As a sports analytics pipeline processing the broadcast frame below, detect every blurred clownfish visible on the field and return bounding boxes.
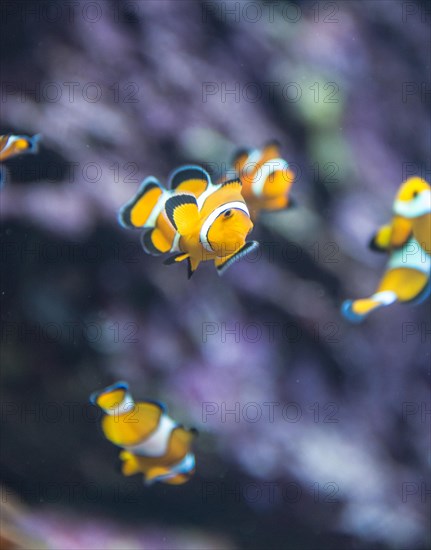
[222,141,295,221]
[0,134,40,162]
[0,134,41,187]
[90,381,197,485]
[119,165,259,277]
[342,177,431,322]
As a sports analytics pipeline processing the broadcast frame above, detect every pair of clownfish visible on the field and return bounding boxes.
[342,176,430,322]
[90,381,196,485]
[0,134,40,186]
[119,142,295,278]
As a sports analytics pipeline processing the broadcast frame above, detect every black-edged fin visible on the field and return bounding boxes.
[216,241,259,275]
[187,258,194,279]
[89,380,129,406]
[141,228,169,256]
[145,398,168,413]
[264,139,281,149]
[163,253,189,265]
[119,177,164,229]
[220,177,242,190]
[168,165,211,194]
[28,133,41,152]
[165,194,199,234]
[231,147,250,165]
[368,235,387,253]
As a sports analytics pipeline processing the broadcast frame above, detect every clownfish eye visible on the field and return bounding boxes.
[223,209,233,218]
[412,191,419,199]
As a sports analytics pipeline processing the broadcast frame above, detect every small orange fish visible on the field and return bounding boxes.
[119,166,259,277]
[90,381,197,485]
[0,134,40,162]
[342,177,431,322]
[225,141,295,220]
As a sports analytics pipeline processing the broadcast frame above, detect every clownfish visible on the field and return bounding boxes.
[223,141,295,220]
[0,134,40,162]
[0,134,41,187]
[119,165,259,277]
[90,381,197,485]
[342,177,431,322]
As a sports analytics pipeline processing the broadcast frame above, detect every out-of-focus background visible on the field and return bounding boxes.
[1,1,430,549]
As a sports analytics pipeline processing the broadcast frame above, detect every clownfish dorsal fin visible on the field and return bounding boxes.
[220,177,242,193]
[141,228,171,256]
[215,241,259,275]
[263,139,281,153]
[119,177,165,229]
[168,165,211,195]
[165,194,199,235]
[231,147,250,166]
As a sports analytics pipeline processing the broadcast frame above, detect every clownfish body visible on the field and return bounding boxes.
[90,381,197,485]
[223,141,295,220]
[0,134,40,162]
[119,166,259,277]
[342,177,431,322]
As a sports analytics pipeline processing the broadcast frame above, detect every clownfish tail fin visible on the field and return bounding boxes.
[28,133,41,152]
[119,177,165,229]
[341,291,398,323]
[165,194,199,235]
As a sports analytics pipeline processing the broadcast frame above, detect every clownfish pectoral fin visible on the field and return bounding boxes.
[165,194,199,235]
[119,450,141,477]
[119,177,165,229]
[215,241,259,275]
[168,165,211,196]
[141,228,171,256]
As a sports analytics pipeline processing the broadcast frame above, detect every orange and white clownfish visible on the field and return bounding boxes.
[342,177,431,322]
[90,381,197,485]
[0,134,40,162]
[222,141,295,221]
[119,165,259,278]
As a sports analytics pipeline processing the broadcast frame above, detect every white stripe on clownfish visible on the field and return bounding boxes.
[199,201,250,253]
[144,188,173,228]
[394,189,431,219]
[251,158,290,197]
[242,149,262,174]
[196,183,222,210]
[125,414,178,458]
